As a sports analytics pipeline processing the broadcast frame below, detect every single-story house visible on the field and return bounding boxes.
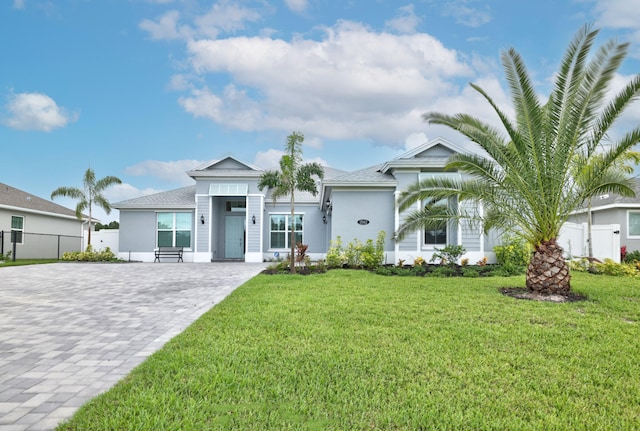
[0,183,85,259]
[113,137,499,264]
[568,178,640,253]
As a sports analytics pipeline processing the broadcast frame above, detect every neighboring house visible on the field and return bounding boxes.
[568,178,640,253]
[113,137,499,263]
[0,183,85,259]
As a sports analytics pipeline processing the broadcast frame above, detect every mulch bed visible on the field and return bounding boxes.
[500,287,588,303]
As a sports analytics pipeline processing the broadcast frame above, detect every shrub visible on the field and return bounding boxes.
[61,246,117,262]
[326,231,386,269]
[623,249,640,264]
[492,263,526,277]
[326,237,344,268]
[413,256,425,267]
[462,267,480,277]
[594,259,639,277]
[429,266,456,277]
[430,245,466,266]
[494,234,531,267]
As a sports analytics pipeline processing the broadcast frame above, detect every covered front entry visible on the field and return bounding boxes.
[224,215,245,259]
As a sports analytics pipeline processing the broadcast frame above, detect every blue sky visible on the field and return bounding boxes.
[2,0,640,223]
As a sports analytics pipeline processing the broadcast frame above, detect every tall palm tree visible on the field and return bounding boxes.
[51,168,122,248]
[258,131,324,274]
[395,25,640,294]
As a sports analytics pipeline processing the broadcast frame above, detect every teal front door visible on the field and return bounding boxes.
[225,216,245,259]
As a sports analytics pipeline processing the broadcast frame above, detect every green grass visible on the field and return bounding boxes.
[58,271,640,430]
[0,258,58,267]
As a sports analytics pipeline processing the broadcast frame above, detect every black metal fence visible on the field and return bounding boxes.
[0,230,83,261]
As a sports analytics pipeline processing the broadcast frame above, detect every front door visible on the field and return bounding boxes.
[225,215,245,259]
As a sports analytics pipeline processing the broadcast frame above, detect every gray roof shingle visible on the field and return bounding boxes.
[112,186,196,209]
[587,178,640,210]
[0,183,79,218]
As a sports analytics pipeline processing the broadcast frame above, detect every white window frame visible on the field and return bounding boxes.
[11,215,24,244]
[628,210,640,239]
[156,212,193,249]
[268,213,303,250]
[418,173,461,250]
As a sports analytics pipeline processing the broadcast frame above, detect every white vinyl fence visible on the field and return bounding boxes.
[559,222,620,263]
[83,229,119,253]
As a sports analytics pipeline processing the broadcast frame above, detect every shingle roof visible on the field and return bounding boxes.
[112,186,196,209]
[113,167,352,208]
[0,183,80,218]
[325,164,396,184]
[586,178,640,210]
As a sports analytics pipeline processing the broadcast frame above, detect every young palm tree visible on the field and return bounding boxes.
[396,25,640,294]
[258,132,324,274]
[51,168,122,248]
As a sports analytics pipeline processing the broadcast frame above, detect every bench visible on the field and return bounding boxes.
[154,246,184,262]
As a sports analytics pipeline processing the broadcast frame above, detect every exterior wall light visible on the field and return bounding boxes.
[252,215,256,224]
[200,215,205,225]
[322,215,327,224]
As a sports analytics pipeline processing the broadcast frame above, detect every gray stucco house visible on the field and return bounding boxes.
[0,183,85,259]
[113,137,498,263]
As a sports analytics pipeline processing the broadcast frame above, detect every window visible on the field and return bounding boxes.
[157,212,192,248]
[422,198,450,248]
[270,214,303,249]
[629,211,640,238]
[226,200,246,212]
[11,215,24,244]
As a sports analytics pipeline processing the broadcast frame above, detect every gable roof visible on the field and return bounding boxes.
[380,137,469,173]
[112,186,196,209]
[0,183,81,220]
[187,156,263,179]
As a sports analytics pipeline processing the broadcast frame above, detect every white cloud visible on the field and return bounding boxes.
[3,92,77,131]
[139,3,261,41]
[285,0,308,13]
[194,2,261,39]
[254,149,284,169]
[139,10,192,40]
[441,1,491,28]
[385,4,421,34]
[124,159,204,185]
[404,132,429,151]
[592,0,640,29]
[13,0,25,10]
[590,0,640,57]
[180,20,474,147]
[253,148,327,170]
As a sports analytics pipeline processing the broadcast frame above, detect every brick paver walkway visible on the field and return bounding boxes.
[0,262,265,431]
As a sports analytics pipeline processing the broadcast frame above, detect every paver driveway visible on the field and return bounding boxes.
[0,262,266,431]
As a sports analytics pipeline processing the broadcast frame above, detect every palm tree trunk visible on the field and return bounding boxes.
[290,194,296,274]
[526,239,571,294]
[587,200,593,258]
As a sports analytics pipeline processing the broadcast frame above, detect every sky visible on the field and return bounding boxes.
[2,0,640,224]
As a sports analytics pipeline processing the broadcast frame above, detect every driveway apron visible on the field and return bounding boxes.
[0,262,266,431]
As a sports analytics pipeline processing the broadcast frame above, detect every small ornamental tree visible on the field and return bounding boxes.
[51,168,122,247]
[258,132,324,274]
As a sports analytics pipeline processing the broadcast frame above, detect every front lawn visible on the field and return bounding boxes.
[0,259,58,267]
[58,271,640,430]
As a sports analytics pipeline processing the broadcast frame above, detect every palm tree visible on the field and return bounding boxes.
[395,25,640,294]
[51,168,122,248]
[258,132,324,274]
